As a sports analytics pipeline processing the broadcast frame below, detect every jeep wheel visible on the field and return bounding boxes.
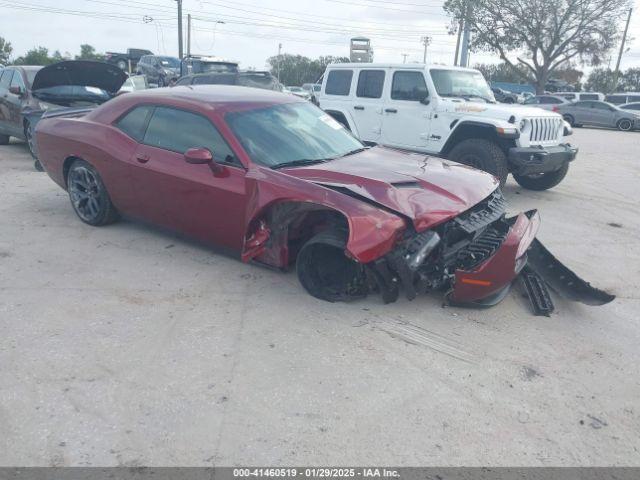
[513,162,569,191]
[297,230,367,302]
[447,138,509,188]
[617,118,633,131]
[116,59,128,71]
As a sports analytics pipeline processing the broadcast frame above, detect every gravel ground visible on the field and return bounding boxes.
[0,127,639,466]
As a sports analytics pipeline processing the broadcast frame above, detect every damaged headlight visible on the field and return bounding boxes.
[405,231,441,270]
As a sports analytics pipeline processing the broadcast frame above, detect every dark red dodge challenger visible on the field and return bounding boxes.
[35,86,613,314]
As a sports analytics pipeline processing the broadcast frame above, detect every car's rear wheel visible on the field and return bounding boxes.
[562,114,575,126]
[296,230,368,302]
[513,162,569,191]
[0,133,9,145]
[617,118,633,131]
[157,76,165,87]
[24,121,38,158]
[67,159,119,226]
[447,138,509,188]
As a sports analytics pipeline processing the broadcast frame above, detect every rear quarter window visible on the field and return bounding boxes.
[115,105,153,141]
[325,70,353,96]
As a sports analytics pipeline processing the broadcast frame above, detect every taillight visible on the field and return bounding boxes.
[552,106,559,112]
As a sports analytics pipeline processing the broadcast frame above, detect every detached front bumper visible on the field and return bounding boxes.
[508,144,577,176]
[449,210,540,305]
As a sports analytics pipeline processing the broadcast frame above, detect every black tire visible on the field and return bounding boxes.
[504,98,515,104]
[117,59,128,71]
[24,121,38,160]
[0,133,9,145]
[447,138,509,188]
[617,118,633,132]
[34,160,44,172]
[66,159,119,226]
[562,114,575,127]
[157,76,165,87]
[513,162,570,191]
[296,230,367,302]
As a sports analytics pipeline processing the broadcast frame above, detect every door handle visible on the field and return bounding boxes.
[136,154,150,164]
[385,108,398,113]
[354,105,365,110]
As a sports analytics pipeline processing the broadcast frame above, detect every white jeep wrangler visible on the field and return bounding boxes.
[318,63,577,190]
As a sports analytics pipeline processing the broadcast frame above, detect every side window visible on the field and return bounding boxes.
[629,96,640,102]
[524,97,539,105]
[10,72,25,90]
[574,101,590,108]
[175,77,192,86]
[581,94,599,100]
[356,70,385,99]
[116,105,153,141]
[0,70,13,89]
[325,70,353,96]
[143,106,237,164]
[391,71,428,101]
[593,102,612,111]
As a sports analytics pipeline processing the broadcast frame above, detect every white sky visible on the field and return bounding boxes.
[2,0,640,73]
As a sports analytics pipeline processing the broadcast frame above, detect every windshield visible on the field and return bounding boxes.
[158,57,180,68]
[225,102,364,168]
[200,62,238,74]
[431,69,494,102]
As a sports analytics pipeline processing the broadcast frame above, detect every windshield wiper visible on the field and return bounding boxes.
[338,147,367,158]
[270,158,330,170]
[440,93,495,104]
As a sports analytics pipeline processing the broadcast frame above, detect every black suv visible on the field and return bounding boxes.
[136,55,180,87]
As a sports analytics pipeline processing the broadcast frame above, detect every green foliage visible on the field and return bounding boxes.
[76,44,105,61]
[444,0,632,93]
[266,54,350,86]
[13,47,57,66]
[0,36,12,65]
[585,68,640,92]
[474,63,531,83]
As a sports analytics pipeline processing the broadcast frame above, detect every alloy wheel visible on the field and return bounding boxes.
[69,166,103,222]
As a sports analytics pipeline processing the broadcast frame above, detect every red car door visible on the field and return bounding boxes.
[129,105,248,251]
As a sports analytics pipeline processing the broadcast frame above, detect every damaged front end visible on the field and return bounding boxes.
[363,189,614,314]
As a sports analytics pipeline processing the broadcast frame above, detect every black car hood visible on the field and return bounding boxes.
[31,60,128,94]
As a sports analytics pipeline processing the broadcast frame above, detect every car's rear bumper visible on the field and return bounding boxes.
[508,144,577,176]
[449,210,540,305]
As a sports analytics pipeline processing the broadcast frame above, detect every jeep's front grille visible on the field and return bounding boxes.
[528,117,563,144]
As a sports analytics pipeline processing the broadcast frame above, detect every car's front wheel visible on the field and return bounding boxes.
[447,138,509,188]
[296,230,368,302]
[67,159,119,226]
[513,162,569,191]
[617,118,633,131]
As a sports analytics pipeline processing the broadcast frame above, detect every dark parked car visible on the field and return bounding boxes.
[0,61,127,169]
[491,87,521,104]
[136,55,180,87]
[174,71,279,90]
[557,100,640,131]
[105,48,153,72]
[34,86,612,313]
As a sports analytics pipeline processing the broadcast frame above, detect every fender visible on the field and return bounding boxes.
[241,165,405,268]
[441,118,518,155]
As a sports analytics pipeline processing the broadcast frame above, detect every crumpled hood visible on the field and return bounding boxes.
[31,60,128,94]
[282,147,499,232]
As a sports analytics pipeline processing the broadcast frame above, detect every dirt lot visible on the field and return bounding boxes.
[0,128,639,466]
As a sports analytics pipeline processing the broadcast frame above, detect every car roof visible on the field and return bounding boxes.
[324,62,479,73]
[123,84,300,105]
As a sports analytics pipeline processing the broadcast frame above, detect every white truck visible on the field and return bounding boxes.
[318,63,577,190]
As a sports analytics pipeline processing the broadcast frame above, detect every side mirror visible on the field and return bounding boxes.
[9,85,23,96]
[420,97,430,105]
[184,147,213,164]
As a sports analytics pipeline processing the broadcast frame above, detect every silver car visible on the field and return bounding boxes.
[523,94,570,112]
[557,100,640,131]
[620,102,640,112]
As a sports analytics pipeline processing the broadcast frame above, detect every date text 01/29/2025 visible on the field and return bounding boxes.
[233,468,400,478]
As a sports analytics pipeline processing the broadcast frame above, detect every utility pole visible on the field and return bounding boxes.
[613,7,633,91]
[401,53,408,63]
[175,0,183,59]
[277,43,282,83]
[453,17,463,66]
[421,36,431,64]
[187,14,191,57]
[459,2,472,67]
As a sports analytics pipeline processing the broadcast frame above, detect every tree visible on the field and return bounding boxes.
[266,54,349,86]
[0,36,12,65]
[76,44,104,61]
[444,0,632,93]
[586,67,640,92]
[13,47,56,65]
[474,62,531,83]
[620,68,640,91]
